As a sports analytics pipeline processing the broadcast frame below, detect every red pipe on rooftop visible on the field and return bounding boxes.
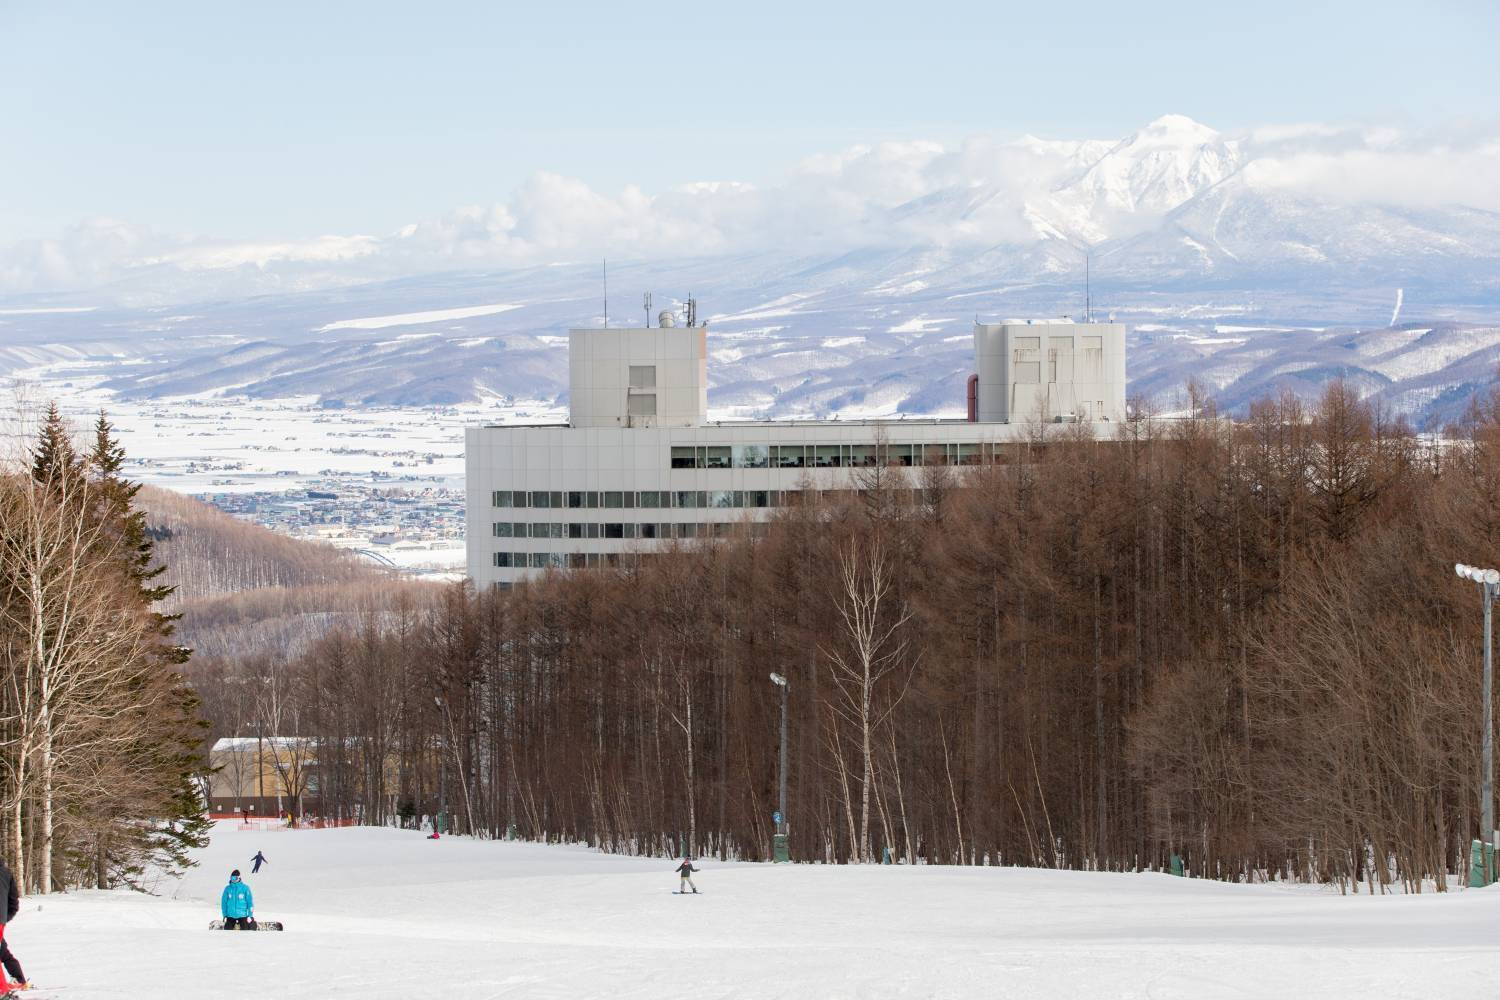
[966,373,978,422]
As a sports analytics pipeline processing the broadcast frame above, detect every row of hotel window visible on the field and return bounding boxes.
[494,520,774,540]
[491,487,939,512]
[669,442,991,470]
[495,551,658,569]
[492,488,800,510]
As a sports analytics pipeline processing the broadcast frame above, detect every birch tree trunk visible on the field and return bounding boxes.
[822,538,913,864]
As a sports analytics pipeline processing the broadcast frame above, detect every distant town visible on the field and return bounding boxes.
[203,481,465,571]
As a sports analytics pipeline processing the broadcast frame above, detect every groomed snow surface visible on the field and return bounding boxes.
[14,822,1500,999]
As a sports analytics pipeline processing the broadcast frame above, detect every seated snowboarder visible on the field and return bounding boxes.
[675,857,699,894]
[221,870,256,929]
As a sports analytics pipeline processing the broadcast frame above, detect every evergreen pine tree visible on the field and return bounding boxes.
[86,410,210,885]
[140,688,214,882]
[90,411,174,604]
[31,401,81,488]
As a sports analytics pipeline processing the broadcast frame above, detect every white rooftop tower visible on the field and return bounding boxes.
[972,321,1126,423]
[566,325,708,429]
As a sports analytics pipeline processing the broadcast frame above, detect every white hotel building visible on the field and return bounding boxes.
[465,314,1126,586]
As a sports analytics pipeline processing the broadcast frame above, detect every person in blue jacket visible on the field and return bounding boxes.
[221,870,255,929]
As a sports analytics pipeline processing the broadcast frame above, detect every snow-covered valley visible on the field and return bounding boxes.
[3,112,1499,565]
[4,115,1500,434]
[13,822,1500,999]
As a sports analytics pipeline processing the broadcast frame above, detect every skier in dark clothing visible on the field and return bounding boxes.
[250,851,268,874]
[0,857,16,925]
[0,854,26,990]
[675,857,699,894]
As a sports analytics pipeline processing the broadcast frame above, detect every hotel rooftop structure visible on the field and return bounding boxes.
[465,311,1126,586]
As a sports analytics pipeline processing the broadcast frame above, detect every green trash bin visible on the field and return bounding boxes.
[1169,853,1185,877]
[772,834,790,863]
[1468,839,1496,887]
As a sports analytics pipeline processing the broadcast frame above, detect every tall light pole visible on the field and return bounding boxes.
[433,696,447,835]
[1456,562,1499,884]
[769,672,790,862]
[255,721,264,806]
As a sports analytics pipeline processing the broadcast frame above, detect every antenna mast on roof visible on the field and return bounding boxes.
[644,292,653,328]
[603,259,609,329]
[1085,250,1092,323]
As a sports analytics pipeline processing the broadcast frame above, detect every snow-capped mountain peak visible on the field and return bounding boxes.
[1133,113,1224,145]
[1031,114,1243,244]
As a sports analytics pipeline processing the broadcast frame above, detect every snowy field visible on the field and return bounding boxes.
[10,822,1500,999]
[0,361,537,495]
[0,360,557,576]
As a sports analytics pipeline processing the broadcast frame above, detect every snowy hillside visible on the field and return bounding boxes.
[3,266,1497,428]
[11,822,1500,999]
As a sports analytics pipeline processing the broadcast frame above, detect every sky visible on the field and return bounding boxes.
[2,0,1497,246]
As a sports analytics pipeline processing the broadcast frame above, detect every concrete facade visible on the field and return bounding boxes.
[973,321,1127,423]
[466,319,1128,586]
[567,326,708,428]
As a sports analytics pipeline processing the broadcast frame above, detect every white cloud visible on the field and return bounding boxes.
[0,220,383,299]
[142,234,383,271]
[4,116,1499,302]
[1241,128,1500,211]
[0,217,160,294]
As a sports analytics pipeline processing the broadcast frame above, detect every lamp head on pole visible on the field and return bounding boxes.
[1456,563,1500,585]
[769,672,788,688]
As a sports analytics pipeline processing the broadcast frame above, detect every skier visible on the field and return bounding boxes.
[0,937,27,992]
[221,869,256,930]
[675,857,699,894]
[0,852,25,991]
[250,850,268,874]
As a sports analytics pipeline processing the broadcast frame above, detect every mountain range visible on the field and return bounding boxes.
[2,115,1497,428]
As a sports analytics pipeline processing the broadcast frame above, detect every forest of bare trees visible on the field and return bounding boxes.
[141,486,374,605]
[188,380,1500,891]
[139,485,418,662]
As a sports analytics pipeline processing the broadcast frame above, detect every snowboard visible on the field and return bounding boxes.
[209,919,284,931]
[671,891,701,895]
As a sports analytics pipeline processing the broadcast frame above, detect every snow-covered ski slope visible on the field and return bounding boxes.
[14,822,1500,999]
